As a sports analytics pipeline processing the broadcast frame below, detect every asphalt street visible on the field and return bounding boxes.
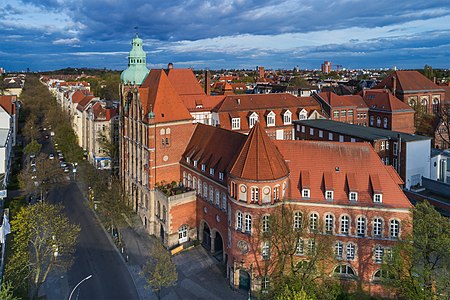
[49,182,139,299]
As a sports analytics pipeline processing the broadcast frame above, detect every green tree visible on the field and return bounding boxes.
[5,202,80,299]
[23,139,42,156]
[424,64,434,80]
[22,115,39,143]
[0,281,20,300]
[382,201,450,299]
[275,285,313,300]
[289,77,308,87]
[141,241,178,300]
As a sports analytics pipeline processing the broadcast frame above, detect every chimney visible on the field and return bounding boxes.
[391,75,397,96]
[167,62,173,69]
[205,70,211,95]
[362,88,366,98]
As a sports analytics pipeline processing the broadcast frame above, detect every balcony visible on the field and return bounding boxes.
[155,182,196,202]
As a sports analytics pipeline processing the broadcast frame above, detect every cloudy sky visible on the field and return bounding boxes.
[1,0,449,72]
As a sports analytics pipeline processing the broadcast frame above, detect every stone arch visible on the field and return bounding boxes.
[211,228,224,261]
[199,219,212,250]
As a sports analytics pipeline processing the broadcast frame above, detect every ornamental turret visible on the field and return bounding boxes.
[120,33,150,85]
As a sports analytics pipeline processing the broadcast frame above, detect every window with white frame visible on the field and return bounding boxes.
[262,241,270,260]
[203,184,208,198]
[302,189,310,198]
[370,115,374,126]
[374,246,384,263]
[261,276,270,291]
[333,111,339,118]
[328,132,333,140]
[325,190,333,200]
[231,118,241,130]
[380,141,385,151]
[339,135,344,142]
[215,190,220,206]
[307,239,315,255]
[245,214,252,233]
[341,215,350,234]
[178,225,189,244]
[183,171,187,186]
[262,215,270,233]
[236,211,243,230]
[210,168,214,176]
[319,130,323,138]
[295,238,304,255]
[198,180,202,195]
[221,193,227,211]
[333,265,356,277]
[273,186,279,200]
[309,213,318,232]
[193,177,197,191]
[373,193,382,203]
[335,241,344,259]
[376,116,381,127]
[299,111,307,120]
[266,111,275,127]
[219,172,224,181]
[389,219,400,239]
[356,217,366,237]
[383,117,388,128]
[309,128,314,135]
[325,214,334,234]
[301,126,305,133]
[294,211,302,230]
[373,218,383,237]
[251,187,259,202]
[193,160,198,167]
[283,110,292,124]
[209,186,214,202]
[348,109,353,116]
[349,192,358,201]
[393,142,398,155]
[201,164,206,172]
[346,243,355,260]
[249,112,258,128]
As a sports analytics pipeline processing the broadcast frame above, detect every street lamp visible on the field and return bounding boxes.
[68,274,93,300]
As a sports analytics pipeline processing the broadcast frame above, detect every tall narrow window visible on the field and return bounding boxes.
[262,242,270,260]
[262,215,270,233]
[273,186,279,201]
[251,187,259,202]
[245,214,252,233]
[346,243,355,260]
[309,213,318,232]
[325,214,334,234]
[296,238,304,255]
[373,218,383,238]
[294,212,302,230]
[236,211,243,230]
[341,215,350,235]
[374,246,384,263]
[335,241,343,259]
[390,220,400,239]
[356,217,366,237]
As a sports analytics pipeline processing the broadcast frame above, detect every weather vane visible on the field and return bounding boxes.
[134,26,139,35]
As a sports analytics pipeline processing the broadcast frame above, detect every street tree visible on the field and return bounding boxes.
[382,201,450,299]
[22,114,39,143]
[5,202,80,299]
[23,139,42,156]
[141,241,178,300]
[435,103,450,148]
[18,153,65,201]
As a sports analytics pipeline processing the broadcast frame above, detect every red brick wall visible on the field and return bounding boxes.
[391,111,415,134]
[170,200,197,233]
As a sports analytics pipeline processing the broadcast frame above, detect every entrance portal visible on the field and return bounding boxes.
[213,231,223,261]
[202,222,211,250]
[239,270,250,291]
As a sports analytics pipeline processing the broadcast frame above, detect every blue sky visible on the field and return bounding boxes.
[1,0,450,72]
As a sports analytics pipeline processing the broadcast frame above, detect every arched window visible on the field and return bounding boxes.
[245,214,252,233]
[221,192,227,211]
[160,128,165,135]
[198,179,202,195]
[333,264,356,278]
[309,213,318,232]
[294,211,302,230]
[383,117,388,128]
[183,171,187,186]
[178,225,188,244]
[209,186,214,202]
[389,219,400,239]
[356,216,366,237]
[156,201,161,217]
[215,190,220,207]
[325,214,334,234]
[376,116,381,127]
[282,182,287,198]
[162,205,167,222]
[370,115,374,126]
[340,215,350,234]
[193,177,197,191]
[187,174,192,188]
[203,183,208,198]
[373,217,383,238]
[236,211,243,230]
[261,215,270,233]
[432,98,440,115]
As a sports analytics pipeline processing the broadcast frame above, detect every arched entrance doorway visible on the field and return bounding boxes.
[239,270,250,291]
[213,231,223,261]
[202,222,211,250]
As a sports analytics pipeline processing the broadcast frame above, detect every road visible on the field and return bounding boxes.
[49,183,139,300]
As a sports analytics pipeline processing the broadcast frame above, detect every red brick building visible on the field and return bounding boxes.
[363,89,415,134]
[313,92,369,126]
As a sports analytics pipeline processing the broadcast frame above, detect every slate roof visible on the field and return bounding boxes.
[363,89,414,112]
[274,140,412,208]
[230,122,289,181]
[295,119,430,142]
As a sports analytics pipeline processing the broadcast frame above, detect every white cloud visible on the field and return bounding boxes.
[53,37,80,45]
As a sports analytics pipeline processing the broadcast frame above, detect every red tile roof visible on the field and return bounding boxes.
[180,95,225,112]
[363,89,414,112]
[230,122,289,181]
[166,68,205,96]
[140,69,192,123]
[76,96,94,112]
[374,71,444,92]
[317,92,368,109]
[92,102,117,121]
[274,140,412,209]
[0,95,16,115]
[182,124,247,181]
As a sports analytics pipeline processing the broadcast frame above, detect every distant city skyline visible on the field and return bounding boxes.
[1,0,449,72]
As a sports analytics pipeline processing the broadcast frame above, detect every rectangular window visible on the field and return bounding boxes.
[341,110,346,117]
[262,242,270,260]
[350,138,356,142]
[193,160,197,167]
[393,142,398,155]
[302,189,310,198]
[349,192,357,201]
[319,130,323,138]
[309,128,314,136]
[201,164,206,172]
[348,110,353,116]
[339,135,344,142]
[325,190,333,200]
[380,141,385,151]
[301,126,305,133]
[328,132,333,141]
[210,168,214,176]
[295,239,304,255]
[374,194,382,203]
[231,118,241,130]
[333,111,339,118]
[219,172,224,181]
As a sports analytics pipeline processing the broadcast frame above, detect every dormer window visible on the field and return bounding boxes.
[374,193,382,203]
[298,109,307,120]
[186,157,190,164]
[325,190,334,200]
[193,160,198,167]
[349,192,358,201]
[302,189,310,199]
[201,164,206,172]
[210,168,215,176]
[283,110,292,125]
[231,118,241,130]
[219,172,224,181]
[249,112,258,128]
[266,111,275,127]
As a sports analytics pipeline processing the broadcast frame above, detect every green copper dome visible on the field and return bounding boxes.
[120,33,150,85]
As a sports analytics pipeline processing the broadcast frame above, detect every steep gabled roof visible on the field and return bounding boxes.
[139,69,192,123]
[316,92,368,109]
[363,89,414,112]
[166,68,205,96]
[373,71,444,93]
[76,96,94,112]
[0,95,16,115]
[230,122,289,181]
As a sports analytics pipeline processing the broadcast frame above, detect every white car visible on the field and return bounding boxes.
[49,154,54,160]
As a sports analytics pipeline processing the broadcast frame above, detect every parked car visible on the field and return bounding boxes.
[60,161,67,168]
[31,166,36,172]
[30,160,36,167]
[64,167,70,173]
[30,153,36,159]
[49,153,54,160]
